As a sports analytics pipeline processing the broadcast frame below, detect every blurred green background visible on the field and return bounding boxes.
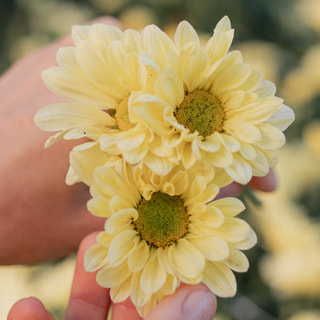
[0,0,320,319]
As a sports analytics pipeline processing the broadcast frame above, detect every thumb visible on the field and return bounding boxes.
[7,297,54,320]
[146,284,217,320]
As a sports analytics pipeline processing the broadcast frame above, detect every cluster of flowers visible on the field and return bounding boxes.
[35,16,294,316]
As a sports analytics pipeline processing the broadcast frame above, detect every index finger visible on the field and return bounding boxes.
[65,232,111,320]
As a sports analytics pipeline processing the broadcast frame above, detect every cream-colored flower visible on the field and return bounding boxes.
[130,16,294,184]
[34,22,179,185]
[84,160,257,316]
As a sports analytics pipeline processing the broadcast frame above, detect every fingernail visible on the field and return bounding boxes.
[182,289,216,319]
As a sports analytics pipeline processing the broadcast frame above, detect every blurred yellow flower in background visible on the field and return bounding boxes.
[289,310,320,320]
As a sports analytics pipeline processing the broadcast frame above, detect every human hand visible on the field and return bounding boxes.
[7,232,217,320]
[0,17,120,265]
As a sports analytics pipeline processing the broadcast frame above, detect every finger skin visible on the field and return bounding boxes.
[112,298,142,320]
[249,169,277,192]
[146,283,217,320]
[65,232,110,320]
[7,297,54,320]
[217,169,277,200]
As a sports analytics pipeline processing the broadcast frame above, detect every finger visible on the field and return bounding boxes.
[145,283,217,320]
[249,169,277,192]
[216,182,243,199]
[111,298,142,320]
[7,297,54,320]
[65,232,111,320]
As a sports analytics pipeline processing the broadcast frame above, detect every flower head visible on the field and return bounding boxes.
[84,160,257,316]
[34,16,294,185]
[129,17,295,184]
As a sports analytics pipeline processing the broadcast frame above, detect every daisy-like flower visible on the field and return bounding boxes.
[129,16,295,184]
[34,22,180,185]
[35,16,294,185]
[84,159,257,316]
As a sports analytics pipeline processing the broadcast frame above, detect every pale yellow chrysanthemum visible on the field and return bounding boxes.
[129,16,294,184]
[34,22,179,185]
[84,160,257,316]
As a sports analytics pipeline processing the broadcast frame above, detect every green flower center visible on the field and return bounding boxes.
[134,192,189,248]
[175,90,225,137]
[114,97,135,131]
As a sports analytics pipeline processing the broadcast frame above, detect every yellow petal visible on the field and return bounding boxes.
[140,250,167,294]
[180,142,197,169]
[256,123,285,150]
[230,228,257,250]
[213,63,251,93]
[132,94,170,136]
[224,119,261,143]
[175,20,200,50]
[266,104,295,131]
[65,165,81,185]
[56,47,80,72]
[105,209,138,235]
[206,146,233,168]
[142,25,175,68]
[136,293,158,318]
[219,134,241,152]
[34,103,116,131]
[84,243,108,272]
[159,273,179,297]
[88,24,122,45]
[198,133,221,152]
[233,98,282,124]
[169,238,205,281]
[184,176,207,206]
[115,129,146,152]
[224,247,249,272]
[97,231,113,247]
[42,67,117,108]
[87,196,113,217]
[181,48,210,92]
[249,149,269,177]
[109,195,134,214]
[108,229,139,266]
[76,40,126,99]
[70,142,110,186]
[122,28,142,52]
[205,16,234,64]
[254,79,276,97]
[143,152,174,176]
[203,261,237,297]
[96,262,130,288]
[110,275,132,303]
[154,72,184,107]
[128,240,149,272]
[212,197,245,218]
[215,218,256,245]
[72,25,90,44]
[196,182,220,204]
[157,246,174,274]
[197,205,225,228]
[239,143,256,160]
[170,170,188,195]
[239,69,264,92]
[131,271,152,307]
[189,236,229,261]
